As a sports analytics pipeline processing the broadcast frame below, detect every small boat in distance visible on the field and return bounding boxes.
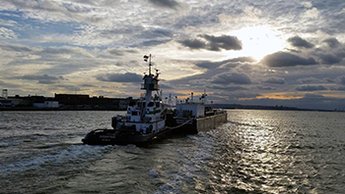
[82,54,227,145]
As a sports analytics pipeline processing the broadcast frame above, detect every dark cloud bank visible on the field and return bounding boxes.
[262,36,345,67]
[264,77,285,85]
[16,74,65,84]
[295,85,328,91]
[179,34,242,51]
[212,72,251,85]
[96,72,142,83]
[261,52,317,67]
[288,36,314,49]
[148,0,179,8]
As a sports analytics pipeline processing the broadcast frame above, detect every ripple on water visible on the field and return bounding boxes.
[0,110,344,193]
[0,145,110,175]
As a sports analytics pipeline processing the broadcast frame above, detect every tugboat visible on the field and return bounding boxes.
[82,54,227,145]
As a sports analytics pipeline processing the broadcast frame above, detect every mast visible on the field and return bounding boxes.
[144,54,152,75]
[142,54,159,115]
[149,54,152,75]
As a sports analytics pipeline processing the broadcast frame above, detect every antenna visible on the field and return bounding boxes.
[143,54,152,75]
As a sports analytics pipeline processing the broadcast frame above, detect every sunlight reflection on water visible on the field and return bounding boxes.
[206,110,345,193]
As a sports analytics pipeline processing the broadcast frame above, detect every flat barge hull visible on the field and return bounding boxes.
[175,111,228,134]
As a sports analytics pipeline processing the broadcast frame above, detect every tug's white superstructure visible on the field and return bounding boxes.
[120,54,166,134]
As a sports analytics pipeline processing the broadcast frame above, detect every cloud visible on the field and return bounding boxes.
[0,27,17,39]
[227,57,256,63]
[330,86,345,91]
[56,84,81,92]
[173,12,220,29]
[297,77,319,84]
[1,0,345,110]
[226,91,258,100]
[135,28,173,47]
[195,61,221,69]
[1,1,69,22]
[108,49,139,56]
[287,36,314,48]
[295,85,327,91]
[208,85,247,90]
[257,86,276,91]
[0,44,32,52]
[167,58,253,92]
[5,0,60,12]
[0,45,109,79]
[264,77,285,84]
[339,76,345,85]
[143,28,173,38]
[16,74,65,84]
[0,0,110,24]
[323,38,341,48]
[302,93,326,99]
[179,34,242,51]
[201,34,242,51]
[148,0,180,8]
[179,39,206,50]
[0,80,20,88]
[311,38,345,65]
[96,72,142,83]
[212,72,251,85]
[311,49,345,66]
[318,53,342,65]
[141,39,171,47]
[160,83,173,89]
[261,51,317,67]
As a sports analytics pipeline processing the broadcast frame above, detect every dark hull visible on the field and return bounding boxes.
[82,111,227,146]
[82,127,175,146]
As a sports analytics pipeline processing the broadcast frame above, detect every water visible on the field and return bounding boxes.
[0,110,344,194]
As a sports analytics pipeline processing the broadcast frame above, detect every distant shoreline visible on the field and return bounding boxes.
[212,104,345,113]
[2,94,344,113]
[1,106,344,113]
[0,108,125,111]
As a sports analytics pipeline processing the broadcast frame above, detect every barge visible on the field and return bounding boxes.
[82,55,227,145]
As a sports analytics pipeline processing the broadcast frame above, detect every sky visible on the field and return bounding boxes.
[0,0,345,110]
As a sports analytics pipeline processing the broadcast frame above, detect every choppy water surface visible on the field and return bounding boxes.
[0,110,344,193]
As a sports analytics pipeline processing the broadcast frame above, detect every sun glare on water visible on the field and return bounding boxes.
[229,25,286,61]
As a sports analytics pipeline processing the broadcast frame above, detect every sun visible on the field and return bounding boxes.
[228,25,286,61]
